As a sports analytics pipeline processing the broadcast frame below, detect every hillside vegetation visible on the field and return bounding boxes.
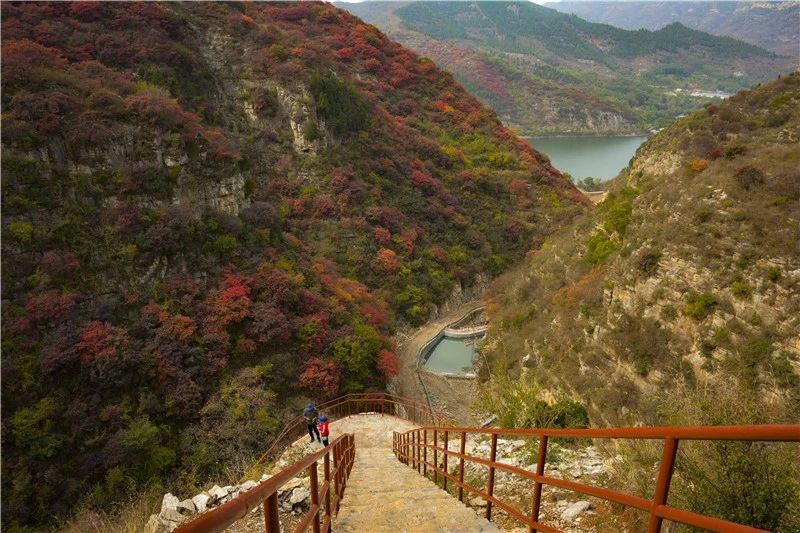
[0,2,585,529]
[482,73,800,529]
[340,1,794,135]
[547,1,800,59]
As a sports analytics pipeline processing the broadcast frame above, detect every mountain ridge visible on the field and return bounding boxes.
[339,1,795,134]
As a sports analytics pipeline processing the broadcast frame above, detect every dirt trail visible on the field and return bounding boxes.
[393,301,485,425]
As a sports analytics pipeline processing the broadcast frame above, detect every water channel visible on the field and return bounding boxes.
[526,135,647,181]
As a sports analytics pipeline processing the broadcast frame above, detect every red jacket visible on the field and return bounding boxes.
[317,420,330,437]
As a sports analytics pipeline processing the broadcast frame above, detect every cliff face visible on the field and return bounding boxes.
[1,2,585,527]
[482,73,800,427]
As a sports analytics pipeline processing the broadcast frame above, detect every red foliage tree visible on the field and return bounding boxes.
[374,248,400,274]
[376,349,400,376]
[247,303,291,346]
[299,357,341,398]
[75,320,128,364]
[508,178,529,197]
[25,290,76,322]
[39,250,80,279]
[373,226,391,245]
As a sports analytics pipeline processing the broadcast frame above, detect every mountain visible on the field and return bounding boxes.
[0,2,585,527]
[480,72,800,528]
[545,1,800,59]
[482,72,799,427]
[338,1,794,134]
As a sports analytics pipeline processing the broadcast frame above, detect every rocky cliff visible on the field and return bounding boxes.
[483,73,799,426]
[480,73,800,529]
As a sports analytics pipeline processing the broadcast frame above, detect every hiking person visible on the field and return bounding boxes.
[303,403,321,443]
[317,415,330,446]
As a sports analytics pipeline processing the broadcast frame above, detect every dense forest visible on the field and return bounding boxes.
[0,2,586,529]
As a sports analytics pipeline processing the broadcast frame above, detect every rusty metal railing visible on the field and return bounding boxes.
[255,392,441,468]
[175,393,439,533]
[176,432,355,533]
[392,424,800,533]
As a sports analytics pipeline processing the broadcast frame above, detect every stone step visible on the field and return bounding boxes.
[332,417,498,533]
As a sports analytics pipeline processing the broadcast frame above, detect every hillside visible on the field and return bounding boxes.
[546,1,800,59]
[339,1,794,134]
[0,2,585,528]
[481,72,800,528]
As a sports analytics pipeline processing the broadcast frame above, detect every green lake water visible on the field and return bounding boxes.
[424,336,483,374]
[526,135,647,181]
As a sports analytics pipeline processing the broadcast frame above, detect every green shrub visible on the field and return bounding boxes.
[603,186,638,234]
[766,267,781,282]
[683,292,717,320]
[9,221,33,244]
[584,234,618,265]
[303,120,319,141]
[730,282,753,300]
[310,74,369,135]
[724,144,746,159]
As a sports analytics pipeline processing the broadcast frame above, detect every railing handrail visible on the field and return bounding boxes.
[255,393,439,467]
[176,433,355,533]
[392,423,800,533]
[176,392,440,533]
[408,423,800,441]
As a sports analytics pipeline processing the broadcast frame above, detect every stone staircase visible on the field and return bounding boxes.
[334,425,497,532]
[221,414,495,532]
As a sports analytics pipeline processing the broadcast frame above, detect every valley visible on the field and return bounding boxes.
[339,1,795,136]
[1,2,798,532]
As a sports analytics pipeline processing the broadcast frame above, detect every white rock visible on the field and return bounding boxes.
[261,473,269,481]
[161,493,180,513]
[511,439,526,448]
[290,487,310,505]
[222,485,234,494]
[241,480,258,491]
[192,493,210,513]
[159,507,184,523]
[209,485,229,501]
[469,496,487,507]
[177,499,196,515]
[560,501,592,521]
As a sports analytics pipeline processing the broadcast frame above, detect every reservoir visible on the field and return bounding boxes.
[424,335,483,375]
[526,135,647,181]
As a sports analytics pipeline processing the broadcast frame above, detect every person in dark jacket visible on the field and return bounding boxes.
[303,403,321,443]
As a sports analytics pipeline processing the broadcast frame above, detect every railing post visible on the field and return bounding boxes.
[458,431,466,502]
[433,429,438,485]
[443,431,449,492]
[648,437,679,533]
[309,461,320,533]
[333,442,340,513]
[423,429,428,478]
[485,433,498,521]
[529,435,549,533]
[323,453,331,528]
[263,491,280,533]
